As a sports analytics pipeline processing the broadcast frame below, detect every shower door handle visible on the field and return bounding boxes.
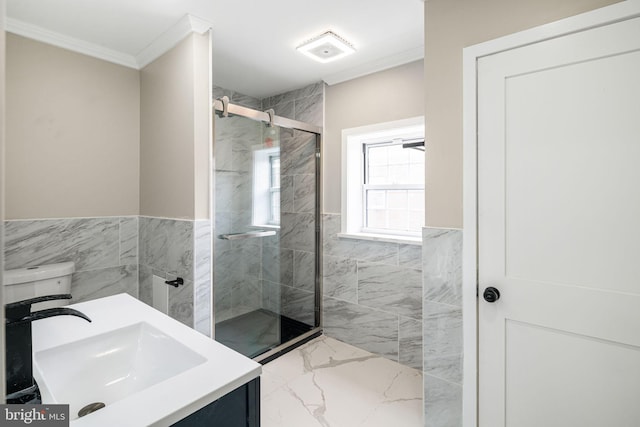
[219,230,276,240]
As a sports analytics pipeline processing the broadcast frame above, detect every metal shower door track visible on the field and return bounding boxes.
[213,98,322,135]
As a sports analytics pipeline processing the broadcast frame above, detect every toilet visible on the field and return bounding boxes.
[4,262,75,309]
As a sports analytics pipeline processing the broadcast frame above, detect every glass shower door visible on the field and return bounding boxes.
[213,112,318,359]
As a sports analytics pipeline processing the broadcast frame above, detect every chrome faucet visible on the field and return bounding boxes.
[5,294,91,404]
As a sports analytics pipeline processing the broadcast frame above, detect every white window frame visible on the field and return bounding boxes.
[341,116,425,244]
[361,139,425,236]
[268,154,280,224]
[253,146,280,228]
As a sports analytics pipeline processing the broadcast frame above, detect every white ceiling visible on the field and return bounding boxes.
[6,0,424,99]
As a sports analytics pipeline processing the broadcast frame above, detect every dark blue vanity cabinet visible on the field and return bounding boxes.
[172,378,260,427]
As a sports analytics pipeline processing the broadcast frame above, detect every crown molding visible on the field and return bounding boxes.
[323,45,424,85]
[5,14,213,70]
[135,14,214,69]
[5,17,138,68]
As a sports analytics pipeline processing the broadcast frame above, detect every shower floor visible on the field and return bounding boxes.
[215,309,313,359]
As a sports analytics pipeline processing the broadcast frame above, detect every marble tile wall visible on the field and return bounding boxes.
[138,216,212,333]
[4,217,139,303]
[213,83,323,328]
[262,83,322,326]
[271,128,318,326]
[262,82,325,128]
[4,215,213,335]
[194,220,213,336]
[217,80,326,127]
[422,227,463,427]
[213,101,265,323]
[322,213,423,370]
[213,86,262,110]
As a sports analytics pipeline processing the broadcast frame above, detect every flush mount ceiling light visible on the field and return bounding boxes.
[296,31,355,63]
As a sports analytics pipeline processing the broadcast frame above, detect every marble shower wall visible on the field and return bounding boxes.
[422,227,463,427]
[4,217,139,302]
[322,213,423,370]
[262,83,323,326]
[213,94,265,323]
[262,82,325,128]
[264,128,318,326]
[212,83,323,327]
[213,80,326,129]
[213,86,263,110]
[138,216,212,335]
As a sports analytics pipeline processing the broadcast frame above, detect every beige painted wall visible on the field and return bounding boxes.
[140,32,211,220]
[324,60,424,214]
[193,32,213,221]
[424,0,621,228]
[1,0,7,395]
[5,34,140,220]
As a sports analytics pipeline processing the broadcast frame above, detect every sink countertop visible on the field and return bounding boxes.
[31,293,262,427]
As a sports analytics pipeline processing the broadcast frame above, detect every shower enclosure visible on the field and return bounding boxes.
[212,98,321,362]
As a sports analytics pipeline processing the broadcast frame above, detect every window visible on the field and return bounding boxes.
[268,154,280,224]
[363,139,424,234]
[253,147,280,227]
[342,117,425,241]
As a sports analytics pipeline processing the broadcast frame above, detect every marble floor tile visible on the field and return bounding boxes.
[261,336,423,427]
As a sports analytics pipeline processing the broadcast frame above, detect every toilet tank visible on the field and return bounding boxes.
[4,262,75,309]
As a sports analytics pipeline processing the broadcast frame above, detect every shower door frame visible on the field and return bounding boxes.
[211,98,323,362]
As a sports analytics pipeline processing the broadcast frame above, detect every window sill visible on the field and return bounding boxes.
[337,232,421,246]
[249,224,280,230]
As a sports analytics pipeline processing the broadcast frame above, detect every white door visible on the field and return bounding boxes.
[478,14,640,427]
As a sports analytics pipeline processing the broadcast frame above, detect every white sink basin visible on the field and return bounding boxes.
[32,294,261,426]
[35,322,206,420]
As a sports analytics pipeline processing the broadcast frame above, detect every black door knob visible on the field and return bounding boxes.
[483,287,500,303]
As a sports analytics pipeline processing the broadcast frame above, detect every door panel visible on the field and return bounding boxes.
[478,16,640,427]
[505,320,640,427]
[505,51,640,293]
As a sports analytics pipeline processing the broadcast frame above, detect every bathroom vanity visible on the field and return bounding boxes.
[30,294,262,426]
[172,378,259,427]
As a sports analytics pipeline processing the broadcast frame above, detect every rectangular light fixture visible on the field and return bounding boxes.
[296,31,355,63]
